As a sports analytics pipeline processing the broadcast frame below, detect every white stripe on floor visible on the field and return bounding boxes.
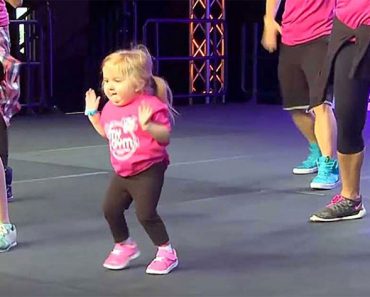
[13,171,109,184]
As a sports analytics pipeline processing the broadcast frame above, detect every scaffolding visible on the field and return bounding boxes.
[9,1,53,112]
[189,0,226,103]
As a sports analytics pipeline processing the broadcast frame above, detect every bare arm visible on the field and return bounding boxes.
[261,0,282,53]
[138,103,170,144]
[88,113,106,138]
[5,0,23,8]
[143,122,170,144]
[85,88,106,138]
[264,0,282,20]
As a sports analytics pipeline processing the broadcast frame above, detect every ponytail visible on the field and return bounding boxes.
[152,76,177,120]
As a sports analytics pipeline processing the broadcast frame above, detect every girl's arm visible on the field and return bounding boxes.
[85,89,106,138]
[88,112,106,138]
[138,103,170,144]
[142,122,170,144]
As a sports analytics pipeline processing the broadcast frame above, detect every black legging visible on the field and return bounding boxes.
[334,43,370,154]
[0,116,8,167]
[103,161,169,246]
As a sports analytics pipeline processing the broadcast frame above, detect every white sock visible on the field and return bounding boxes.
[121,237,135,245]
[158,243,173,252]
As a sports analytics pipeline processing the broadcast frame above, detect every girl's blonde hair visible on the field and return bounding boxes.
[102,45,177,119]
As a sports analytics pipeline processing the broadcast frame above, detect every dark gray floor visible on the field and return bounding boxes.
[2,103,370,297]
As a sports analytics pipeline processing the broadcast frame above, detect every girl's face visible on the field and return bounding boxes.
[102,62,137,106]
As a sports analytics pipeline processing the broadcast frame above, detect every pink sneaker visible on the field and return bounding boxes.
[103,242,141,270]
[146,248,178,275]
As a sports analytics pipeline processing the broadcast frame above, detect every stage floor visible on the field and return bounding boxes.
[2,102,370,297]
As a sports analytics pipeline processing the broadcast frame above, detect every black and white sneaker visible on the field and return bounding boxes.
[310,194,366,222]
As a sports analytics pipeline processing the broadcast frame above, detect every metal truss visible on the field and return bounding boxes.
[189,0,226,103]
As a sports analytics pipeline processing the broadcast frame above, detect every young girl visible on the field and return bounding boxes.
[85,46,178,275]
[0,158,16,252]
[0,0,23,201]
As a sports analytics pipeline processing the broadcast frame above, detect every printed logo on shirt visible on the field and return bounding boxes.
[106,116,139,161]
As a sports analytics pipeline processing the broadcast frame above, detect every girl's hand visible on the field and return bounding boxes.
[138,102,153,130]
[85,88,100,111]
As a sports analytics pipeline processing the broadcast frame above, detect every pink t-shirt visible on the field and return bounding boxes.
[100,94,171,177]
[0,0,9,27]
[282,0,335,45]
[336,0,370,29]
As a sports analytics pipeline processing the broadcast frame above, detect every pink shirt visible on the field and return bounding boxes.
[100,94,171,177]
[281,0,335,45]
[336,0,370,29]
[0,0,9,27]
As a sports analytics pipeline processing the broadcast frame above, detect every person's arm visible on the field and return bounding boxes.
[142,122,170,144]
[261,0,282,53]
[5,0,23,8]
[85,89,106,138]
[88,112,106,138]
[138,103,170,144]
[264,0,281,20]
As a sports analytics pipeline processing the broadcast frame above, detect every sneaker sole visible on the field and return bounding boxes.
[103,251,141,270]
[310,208,367,222]
[146,260,178,275]
[310,180,340,190]
[293,168,318,175]
[0,241,17,253]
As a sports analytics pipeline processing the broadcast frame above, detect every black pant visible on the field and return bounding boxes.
[0,116,8,167]
[103,161,169,246]
[334,43,370,154]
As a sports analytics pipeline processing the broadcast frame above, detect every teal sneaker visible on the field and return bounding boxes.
[310,156,340,190]
[0,224,17,252]
[293,142,321,174]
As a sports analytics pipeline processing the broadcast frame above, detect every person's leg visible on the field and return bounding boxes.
[0,116,12,201]
[338,151,363,199]
[303,37,339,189]
[0,26,21,202]
[336,47,369,200]
[102,174,140,270]
[103,174,133,243]
[128,163,169,246]
[127,162,178,274]
[313,104,337,158]
[310,43,369,222]
[290,110,316,143]
[0,116,8,169]
[0,158,16,252]
[0,159,9,223]
[278,43,320,175]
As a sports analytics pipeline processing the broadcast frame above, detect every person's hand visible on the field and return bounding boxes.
[261,17,281,53]
[138,102,153,130]
[85,88,100,111]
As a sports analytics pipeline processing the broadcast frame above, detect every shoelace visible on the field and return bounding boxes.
[111,249,122,255]
[111,244,136,255]
[327,194,344,207]
[152,249,175,263]
[317,160,334,178]
[152,256,165,263]
[0,225,9,236]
